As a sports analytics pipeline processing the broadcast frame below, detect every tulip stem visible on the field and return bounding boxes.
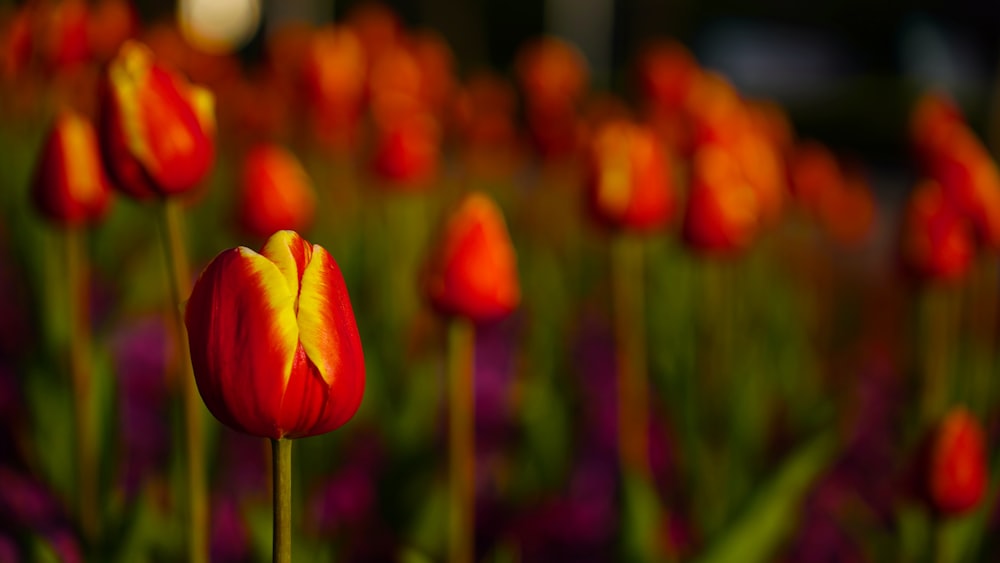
[272,438,293,563]
[65,227,98,544]
[448,318,475,563]
[611,234,651,479]
[157,199,207,563]
[921,286,958,424]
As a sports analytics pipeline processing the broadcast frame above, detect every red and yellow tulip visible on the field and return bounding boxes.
[99,40,215,199]
[424,193,520,322]
[185,231,365,440]
[585,119,675,233]
[31,109,112,226]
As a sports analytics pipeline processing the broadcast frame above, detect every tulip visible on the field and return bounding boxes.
[925,408,986,516]
[635,39,699,114]
[370,112,441,189]
[682,145,759,255]
[900,180,974,283]
[238,144,316,239]
[585,120,675,233]
[424,193,520,323]
[301,25,367,148]
[99,40,215,199]
[31,110,112,226]
[186,230,364,439]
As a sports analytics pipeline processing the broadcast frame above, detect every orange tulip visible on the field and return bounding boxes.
[635,39,699,113]
[98,40,215,199]
[238,144,316,239]
[185,231,365,440]
[31,110,112,226]
[424,193,520,322]
[926,408,987,516]
[585,120,675,232]
[301,26,367,147]
[682,144,759,255]
[370,112,441,189]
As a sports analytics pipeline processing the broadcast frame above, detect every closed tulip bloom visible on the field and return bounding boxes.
[635,39,699,113]
[238,144,316,239]
[99,40,215,199]
[425,193,520,322]
[682,145,759,255]
[185,231,365,440]
[900,180,974,283]
[926,408,986,516]
[31,110,112,226]
[370,112,440,189]
[585,120,675,232]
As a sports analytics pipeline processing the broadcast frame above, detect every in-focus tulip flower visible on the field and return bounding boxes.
[424,193,520,322]
[682,145,759,255]
[585,120,675,232]
[99,40,215,199]
[185,231,365,440]
[238,144,316,239]
[900,180,974,283]
[926,407,986,516]
[31,110,112,226]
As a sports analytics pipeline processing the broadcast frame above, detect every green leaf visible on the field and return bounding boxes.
[695,431,838,563]
[620,470,664,563]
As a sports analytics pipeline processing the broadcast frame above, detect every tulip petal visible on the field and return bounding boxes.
[185,247,299,439]
[259,230,312,303]
[286,245,365,436]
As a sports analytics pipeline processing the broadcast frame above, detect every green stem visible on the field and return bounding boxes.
[272,439,293,563]
[921,286,957,424]
[66,227,98,543]
[157,199,207,563]
[611,234,651,479]
[448,318,475,563]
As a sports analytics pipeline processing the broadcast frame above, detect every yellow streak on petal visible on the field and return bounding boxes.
[260,230,302,301]
[188,84,216,135]
[296,246,338,386]
[59,113,101,205]
[237,246,300,389]
[109,41,154,168]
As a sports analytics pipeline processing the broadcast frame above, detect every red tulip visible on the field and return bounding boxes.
[370,112,441,189]
[900,180,974,283]
[31,110,112,226]
[424,193,520,322]
[99,40,215,199]
[926,408,987,516]
[301,26,367,148]
[682,145,759,255]
[585,120,675,232]
[185,231,365,440]
[238,144,316,239]
[635,39,698,114]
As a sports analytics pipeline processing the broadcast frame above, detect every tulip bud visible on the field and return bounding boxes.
[185,231,365,440]
[925,408,987,516]
[424,193,520,322]
[31,110,112,226]
[585,120,675,233]
[682,145,759,255]
[238,144,316,239]
[370,112,440,189]
[900,180,974,283]
[635,39,698,113]
[99,40,215,199]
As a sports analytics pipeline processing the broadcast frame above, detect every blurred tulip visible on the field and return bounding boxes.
[815,169,876,247]
[370,112,441,189]
[86,0,137,64]
[910,92,963,163]
[1,6,33,80]
[900,180,974,283]
[925,407,986,516]
[788,141,845,214]
[301,25,367,148]
[516,36,588,117]
[635,39,698,114]
[424,193,520,322]
[685,72,748,155]
[185,230,365,440]
[31,110,112,226]
[683,145,759,255]
[99,40,215,199]
[238,144,316,239]
[35,0,90,74]
[585,120,675,232]
[410,30,456,113]
[344,2,401,65]
[731,129,785,226]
